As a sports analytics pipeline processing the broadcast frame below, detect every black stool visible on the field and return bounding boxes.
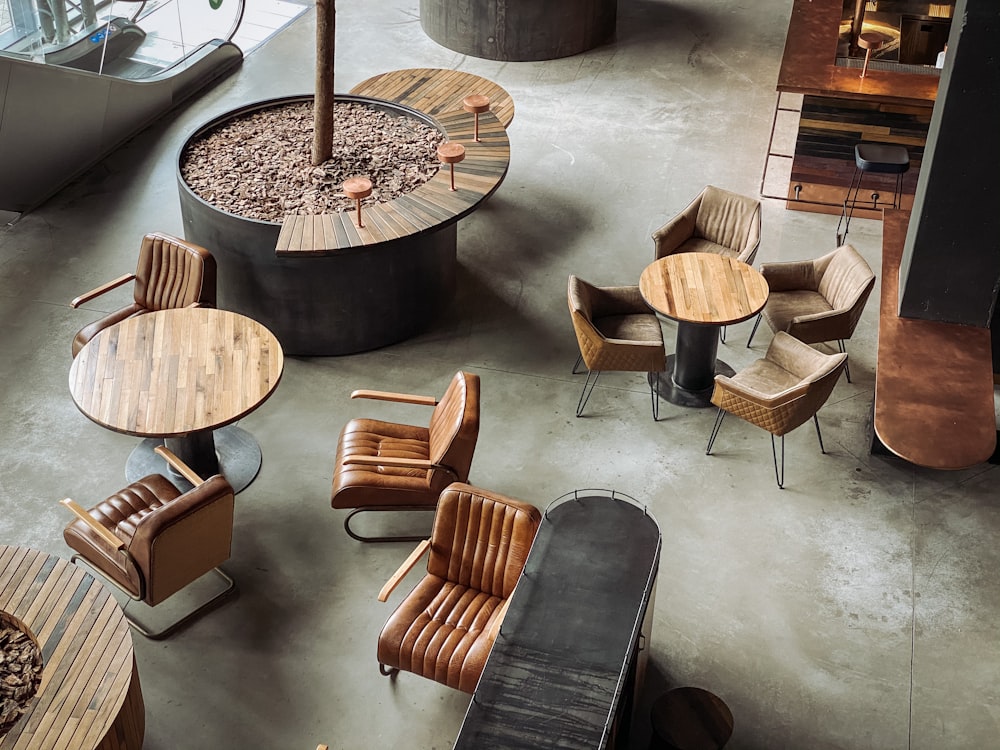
[836,142,910,245]
[649,687,734,750]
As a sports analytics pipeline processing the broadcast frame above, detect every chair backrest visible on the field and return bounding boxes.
[426,483,541,599]
[694,185,762,262]
[131,475,234,605]
[427,372,481,489]
[134,232,217,312]
[815,245,876,334]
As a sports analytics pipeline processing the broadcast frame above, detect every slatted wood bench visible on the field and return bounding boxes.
[0,545,144,750]
[275,69,512,256]
[872,210,996,469]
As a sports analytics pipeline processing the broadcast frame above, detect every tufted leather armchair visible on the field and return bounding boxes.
[60,445,235,639]
[747,244,875,383]
[706,331,847,488]
[568,275,666,419]
[376,482,541,693]
[71,232,217,357]
[652,185,762,264]
[331,371,481,542]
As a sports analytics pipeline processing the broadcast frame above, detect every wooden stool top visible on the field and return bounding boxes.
[437,142,466,163]
[463,94,491,114]
[342,176,373,200]
[650,687,734,750]
[858,32,884,51]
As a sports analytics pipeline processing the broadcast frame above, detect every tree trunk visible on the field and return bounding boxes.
[312,0,335,166]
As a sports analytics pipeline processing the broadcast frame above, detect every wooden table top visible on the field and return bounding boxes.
[1,545,143,750]
[69,308,284,439]
[639,253,769,326]
[873,210,995,469]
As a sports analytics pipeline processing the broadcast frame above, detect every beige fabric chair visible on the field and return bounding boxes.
[652,185,762,264]
[376,482,541,694]
[706,331,847,488]
[60,446,235,639]
[71,232,217,357]
[331,371,481,542]
[747,244,875,383]
[568,275,666,420]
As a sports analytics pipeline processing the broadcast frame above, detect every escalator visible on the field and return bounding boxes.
[0,0,246,212]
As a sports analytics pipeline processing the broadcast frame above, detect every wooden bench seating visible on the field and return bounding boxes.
[872,209,996,469]
[274,69,512,256]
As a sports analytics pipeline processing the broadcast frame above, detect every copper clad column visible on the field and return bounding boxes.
[420,0,617,61]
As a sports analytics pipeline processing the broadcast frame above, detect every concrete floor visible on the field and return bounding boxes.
[2,0,998,748]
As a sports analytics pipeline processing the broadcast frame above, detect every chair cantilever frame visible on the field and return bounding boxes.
[60,445,236,639]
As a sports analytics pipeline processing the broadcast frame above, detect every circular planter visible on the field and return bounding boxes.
[177,94,461,357]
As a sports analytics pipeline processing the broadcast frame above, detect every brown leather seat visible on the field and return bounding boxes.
[376,482,541,693]
[652,185,762,264]
[706,331,847,488]
[568,275,666,419]
[61,446,236,639]
[747,244,876,383]
[331,371,480,542]
[71,232,217,357]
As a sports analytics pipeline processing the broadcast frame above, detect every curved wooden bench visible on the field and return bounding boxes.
[0,546,144,750]
[872,210,996,469]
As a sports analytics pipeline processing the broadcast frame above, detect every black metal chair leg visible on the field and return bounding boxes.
[720,325,727,344]
[813,414,826,454]
[344,506,436,543]
[746,314,762,348]
[576,370,600,417]
[571,353,584,375]
[771,434,785,488]
[838,339,851,383]
[706,409,726,454]
[648,372,660,421]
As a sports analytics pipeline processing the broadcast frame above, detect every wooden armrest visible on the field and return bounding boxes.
[153,445,206,486]
[487,596,513,641]
[60,498,124,550]
[70,273,136,308]
[344,456,460,479]
[378,539,431,602]
[350,389,438,407]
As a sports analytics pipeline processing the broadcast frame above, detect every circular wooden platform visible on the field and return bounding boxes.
[0,546,144,750]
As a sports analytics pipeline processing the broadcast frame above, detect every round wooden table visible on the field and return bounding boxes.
[69,307,284,492]
[640,253,768,408]
[0,546,144,750]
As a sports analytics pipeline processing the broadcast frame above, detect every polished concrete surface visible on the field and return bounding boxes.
[1,1,998,748]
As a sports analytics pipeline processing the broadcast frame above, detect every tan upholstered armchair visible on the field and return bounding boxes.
[706,332,847,488]
[747,244,875,382]
[652,185,762,264]
[568,275,666,419]
[376,482,541,693]
[60,445,236,639]
[71,232,217,357]
[331,371,481,542]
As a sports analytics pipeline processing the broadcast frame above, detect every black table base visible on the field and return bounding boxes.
[652,355,736,408]
[653,322,733,408]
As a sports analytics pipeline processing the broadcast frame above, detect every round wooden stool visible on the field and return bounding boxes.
[342,176,372,228]
[437,142,466,191]
[649,687,734,750]
[857,32,884,79]
[462,94,491,142]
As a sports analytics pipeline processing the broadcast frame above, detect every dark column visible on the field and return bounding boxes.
[898,0,1000,327]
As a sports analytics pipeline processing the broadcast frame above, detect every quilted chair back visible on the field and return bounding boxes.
[815,245,876,336]
[695,185,762,263]
[134,232,217,312]
[427,483,541,600]
[427,372,481,490]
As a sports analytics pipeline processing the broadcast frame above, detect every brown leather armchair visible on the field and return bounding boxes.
[746,244,875,383]
[652,185,762,264]
[331,371,481,542]
[70,232,217,357]
[568,275,666,419]
[60,445,236,639]
[376,482,541,693]
[706,331,847,488]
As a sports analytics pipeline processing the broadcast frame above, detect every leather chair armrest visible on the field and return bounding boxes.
[713,375,811,409]
[70,273,136,308]
[378,538,431,601]
[652,213,696,259]
[60,498,125,551]
[760,260,816,292]
[350,389,438,406]
[154,445,206,486]
[343,455,457,477]
[487,596,513,641]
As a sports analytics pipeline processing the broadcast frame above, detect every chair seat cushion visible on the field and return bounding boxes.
[332,418,437,509]
[762,290,833,333]
[62,473,181,597]
[378,574,501,693]
[595,313,664,344]
[677,237,739,259]
[731,358,802,395]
